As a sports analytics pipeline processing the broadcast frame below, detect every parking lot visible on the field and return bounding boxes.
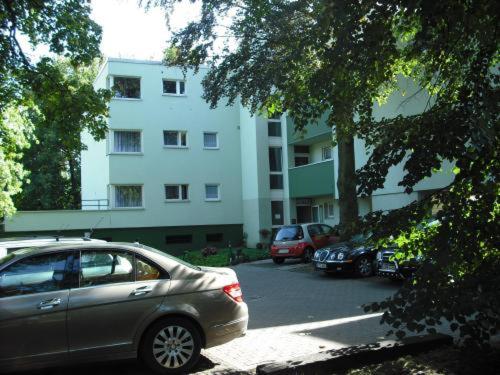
[22,258,399,375]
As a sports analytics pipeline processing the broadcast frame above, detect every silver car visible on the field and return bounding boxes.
[0,243,248,374]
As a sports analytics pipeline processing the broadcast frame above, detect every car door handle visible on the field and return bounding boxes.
[37,298,62,310]
[131,286,154,296]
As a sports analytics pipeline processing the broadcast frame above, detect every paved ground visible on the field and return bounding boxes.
[19,259,400,375]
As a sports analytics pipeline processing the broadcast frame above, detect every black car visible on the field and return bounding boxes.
[312,234,377,277]
[376,247,420,279]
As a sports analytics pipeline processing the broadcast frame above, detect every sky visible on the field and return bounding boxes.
[90,0,200,60]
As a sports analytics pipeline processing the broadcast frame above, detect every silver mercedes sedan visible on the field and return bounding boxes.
[0,242,248,374]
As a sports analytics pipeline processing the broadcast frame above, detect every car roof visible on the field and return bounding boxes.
[0,237,105,247]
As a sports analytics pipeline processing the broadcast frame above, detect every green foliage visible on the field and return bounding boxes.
[152,0,500,346]
[182,248,269,267]
[0,0,108,215]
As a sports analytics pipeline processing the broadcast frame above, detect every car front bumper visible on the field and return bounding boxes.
[313,260,354,273]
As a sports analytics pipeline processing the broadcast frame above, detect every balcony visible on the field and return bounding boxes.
[286,114,333,145]
[288,160,335,198]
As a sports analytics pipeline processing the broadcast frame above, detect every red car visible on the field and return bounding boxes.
[270,223,340,264]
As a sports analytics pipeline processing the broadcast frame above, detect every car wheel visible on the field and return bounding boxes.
[140,317,202,374]
[303,247,314,263]
[355,256,373,277]
[273,257,285,264]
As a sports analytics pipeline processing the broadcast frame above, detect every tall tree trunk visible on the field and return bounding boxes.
[336,123,359,241]
[67,154,80,209]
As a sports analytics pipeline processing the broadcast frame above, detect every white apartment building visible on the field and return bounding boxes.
[3,58,454,253]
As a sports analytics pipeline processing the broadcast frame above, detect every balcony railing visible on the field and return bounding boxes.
[81,199,109,210]
[288,160,335,198]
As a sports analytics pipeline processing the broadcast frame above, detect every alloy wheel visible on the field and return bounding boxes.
[358,257,372,276]
[152,325,195,369]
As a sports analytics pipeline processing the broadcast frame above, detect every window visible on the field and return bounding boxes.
[163,131,187,147]
[308,224,321,236]
[271,201,284,226]
[80,251,134,287]
[320,224,333,234]
[268,120,281,137]
[113,76,140,99]
[269,147,283,172]
[165,235,192,244]
[294,145,310,167]
[165,184,189,201]
[0,253,71,298]
[114,185,143,208]
[136,257,163,281]
[113,130,141,153]
[203,132,219,149]
[163,79,185,95]
[322,146,332,160]
[326,202,334,217]
[205,184,220,201]
[270,174,284,189]
[206,233,223,242]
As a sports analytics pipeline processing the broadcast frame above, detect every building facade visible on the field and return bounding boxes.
[2,58,454,253]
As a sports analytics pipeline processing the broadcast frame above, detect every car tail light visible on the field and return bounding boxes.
[223,283,243,302]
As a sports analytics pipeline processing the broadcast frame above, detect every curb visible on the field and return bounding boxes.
[256,333,453,375]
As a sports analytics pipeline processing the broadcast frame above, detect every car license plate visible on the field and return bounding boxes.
[278,249,289,254]
[381,262,396,271]
[317,263,327,269]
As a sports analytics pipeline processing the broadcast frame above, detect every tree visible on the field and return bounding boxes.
[0,0,106,216]
[151,0,404,239]
[14,58,111,210]
[149,0,499,346]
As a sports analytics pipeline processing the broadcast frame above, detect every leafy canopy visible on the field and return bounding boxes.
[150,0,499,346]
[0,0,108,216]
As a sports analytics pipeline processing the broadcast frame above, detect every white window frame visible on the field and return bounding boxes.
[110,75,142,100]
[111,184,144,209]
[203,131,219,149]
[164,184,189,202]
[162,79,186,96]
[205,184,221,202]
[109,129,143,154]
[327,202,335,217]
[163,130,188,148]
[322,146,332,161]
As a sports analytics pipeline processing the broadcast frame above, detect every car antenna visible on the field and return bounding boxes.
[87,216,104,240]
[55,223,70,241]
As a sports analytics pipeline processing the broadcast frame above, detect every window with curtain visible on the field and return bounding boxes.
[114,185,143,208]
[203,132,218,148]
[113,131,141,152]
[322,146,332,160]
[205,184,220,200]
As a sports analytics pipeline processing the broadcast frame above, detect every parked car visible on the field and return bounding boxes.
[270,223,340,264]
[376,247,420,279]
[0,242,248,374]
[312,233,377,277]
[0,236,106,257]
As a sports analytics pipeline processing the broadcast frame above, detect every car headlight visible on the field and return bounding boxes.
[337,252,345,260]
[376,251,382,261]
[328,252,336,260]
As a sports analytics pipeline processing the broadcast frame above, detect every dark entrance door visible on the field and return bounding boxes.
[296,205,312,223]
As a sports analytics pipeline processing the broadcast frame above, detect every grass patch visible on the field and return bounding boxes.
[338,345,500,375]
[181,247,270,267]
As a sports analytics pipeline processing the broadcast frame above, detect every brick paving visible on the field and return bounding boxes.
[199,259,400,373]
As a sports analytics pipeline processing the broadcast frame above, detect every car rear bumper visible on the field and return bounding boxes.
[205,302,248,348]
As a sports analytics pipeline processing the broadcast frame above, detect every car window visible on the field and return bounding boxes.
[275,226,303,241]
[320,225,333,234]
[80,251,134,287]
[0,253,71,298]
[307,225,321,236]
[136,256,163,281]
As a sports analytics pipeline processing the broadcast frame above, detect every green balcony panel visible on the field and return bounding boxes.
[288,160,335,198]
[286,114,333,145]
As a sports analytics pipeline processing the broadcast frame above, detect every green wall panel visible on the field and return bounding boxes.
[288,160,335,198]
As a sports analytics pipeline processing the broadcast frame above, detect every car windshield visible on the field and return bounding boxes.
[137,244,201,271]
[350,233,371,244]
[275,226,303,241]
